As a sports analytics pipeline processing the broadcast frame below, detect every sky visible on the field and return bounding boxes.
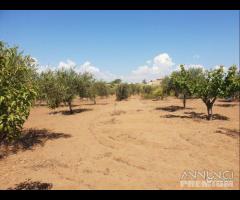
[0,10,239,82]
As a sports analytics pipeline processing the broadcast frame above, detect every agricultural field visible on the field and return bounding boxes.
[0,95,239,189]
[0,10,239,190]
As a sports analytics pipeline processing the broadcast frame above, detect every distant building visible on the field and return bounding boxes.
[147,78,162,86]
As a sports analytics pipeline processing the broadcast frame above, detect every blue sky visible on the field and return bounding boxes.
[0,10,239,82]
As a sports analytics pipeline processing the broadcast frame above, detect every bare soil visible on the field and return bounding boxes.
[0,96,239,190]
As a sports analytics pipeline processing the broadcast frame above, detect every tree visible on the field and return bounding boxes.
[111,79,122,85]
[56,68,79,114]
[129,83,141,96]
[40,70,64,109]
[77,72,94,100]
[116,83,129,101]
[161,76,171,97]
[224,65,240,100]
[88,81,109,104]
[194,66,225,120]
[0,42,37,141]
[95,81,109,98]
[141,85,153,99]
[170,65,190,108]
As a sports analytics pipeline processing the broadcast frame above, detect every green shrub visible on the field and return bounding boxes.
[116,83,129,101]
[152,87,164,100]
[0,42,37,141]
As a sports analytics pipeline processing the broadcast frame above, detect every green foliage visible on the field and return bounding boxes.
[40,70,63,109]
[224,65,240,99]
[161,76,171,96]
[88,81,109,104]
[116,83,129,101]
[56,68,79,113]
[141,85,164,100]
[94,81,109,97]
[39,68,79,113]
[111,79,122,85]
[128,83,141,95]
[141,85,153,99]
[170,65,191,107]
[194,66,226,120]
[0,41,37,141]
[141,85,153,95]
[152,87,164,100]
[77,72,94,99]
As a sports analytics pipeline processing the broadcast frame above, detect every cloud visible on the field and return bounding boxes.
[58,59,76,69]
[77,61,118,81]
[78,61,100,74]
[128,53,175,82]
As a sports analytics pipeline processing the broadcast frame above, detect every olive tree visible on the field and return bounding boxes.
[116,83,129,101]
[39,70,64,109]
[56,68,79,114]
[77,72,95,100]
[87,80,109,104]
[0,42,37,141]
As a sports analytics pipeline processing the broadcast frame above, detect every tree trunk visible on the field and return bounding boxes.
[93,97,96,105]
[183,94,186,108]
[68,101,73,114]
[207,103,213,120]
[202,97,217,121]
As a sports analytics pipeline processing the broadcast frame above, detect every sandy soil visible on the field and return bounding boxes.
[0,96,239,190]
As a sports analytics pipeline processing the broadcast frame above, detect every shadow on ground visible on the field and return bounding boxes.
[215,103,237,107]
[216,127,239,139]
[162,111,229,121]
[35,103,79,108]
[8,179,52,190]
[156,105,193,112]
[0,129,71,159]
[82,102,109,106]
[49,108,93,115]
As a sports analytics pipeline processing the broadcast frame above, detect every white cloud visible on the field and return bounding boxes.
[128,53,175,82]
[79,61,100,74]
[77,61,118,81]
[153,53,175,69]
[58,59,76,69]
[132,65,151,75]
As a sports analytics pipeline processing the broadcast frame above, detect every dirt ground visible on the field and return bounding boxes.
[0,96,239,190]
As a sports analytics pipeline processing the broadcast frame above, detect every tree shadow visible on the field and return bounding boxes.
[0,129,71,159]
[156,105,193,112]
[162,111,229,121]
[8,179,52,190]
[83,103,109,106]
[49,108,93,115]
[216,127,239,139]
[36,103,79,107]
[215,103,237,107]
[218,99,231,102]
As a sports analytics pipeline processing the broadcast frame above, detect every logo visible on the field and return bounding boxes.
[180,170,234,188]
